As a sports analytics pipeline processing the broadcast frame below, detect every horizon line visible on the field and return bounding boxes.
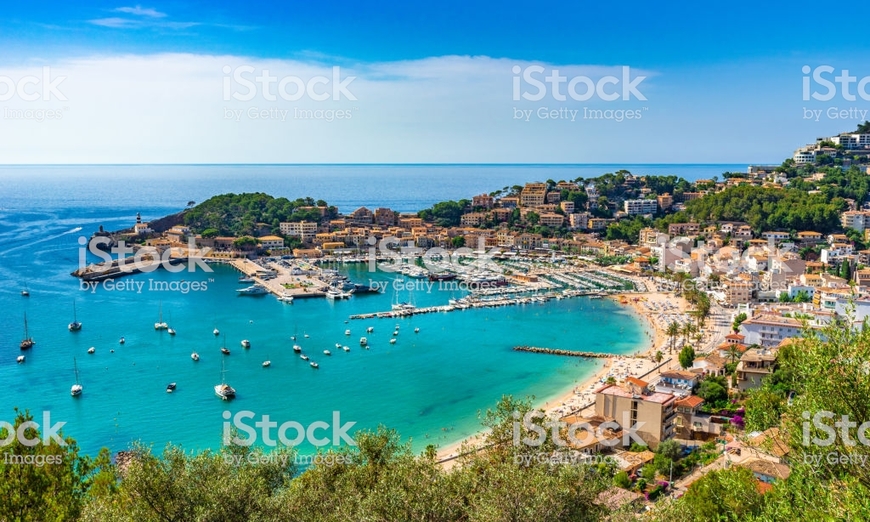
[0,162,764,167]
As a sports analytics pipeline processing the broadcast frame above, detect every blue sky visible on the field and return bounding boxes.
[1,2,870,163]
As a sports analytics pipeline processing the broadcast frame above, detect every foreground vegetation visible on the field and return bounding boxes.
[4,314,870,520]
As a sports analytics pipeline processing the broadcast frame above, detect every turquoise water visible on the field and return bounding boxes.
[0,164,692,456]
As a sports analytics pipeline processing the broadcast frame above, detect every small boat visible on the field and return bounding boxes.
[367,327,374,333]
[241,339,251,348]
[71,358,83,397]
[68,301,82,331]
[214,360,235,400]
[16,355,25,363]
[342,346,350,352]
[166,382,177,393]
[310,362,319,369]
[335,343,342,349]
[87,347,95,354]
[20,313,34,350]
[359,337,368,346]
[300,354,309,361]
[395,324,400,330]
[262,360,271,367]
[291,335,297,341]
[119,337,125,344]
[154,303,168,330]
[304,333,309,338]
[279,295,294,304]
[168,327,176,336]
[323,349,331,356]
[221,347,230,355]
[293,344,302,352]
[345,329,351,336]
[213,328,220,336]
[392,330,399,336]
[414,327,420,333]
[191,352,200,361]
[238,275,255,283]
[390,338,396,344]
[21,290,29,297]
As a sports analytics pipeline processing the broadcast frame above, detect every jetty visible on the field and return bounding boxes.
[512,346,614,358]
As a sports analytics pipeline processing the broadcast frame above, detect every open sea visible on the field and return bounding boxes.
[0,164,742,457]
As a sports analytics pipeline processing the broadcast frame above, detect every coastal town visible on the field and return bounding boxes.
[61,127,870,512]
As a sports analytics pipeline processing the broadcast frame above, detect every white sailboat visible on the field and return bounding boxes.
[68,301,82,331]
[20,313,34,350]
[154,303,168,330]
[70,358,83,396]
[214,359,235,400]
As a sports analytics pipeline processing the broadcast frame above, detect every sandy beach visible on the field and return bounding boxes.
[437,289,693,464]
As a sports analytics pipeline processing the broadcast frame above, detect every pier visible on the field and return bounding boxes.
[512,346,614,358]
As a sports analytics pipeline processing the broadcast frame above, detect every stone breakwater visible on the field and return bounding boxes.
[512,346,613,358]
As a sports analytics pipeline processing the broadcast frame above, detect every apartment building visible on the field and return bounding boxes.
[472,194,494,209]
[623,199,659,216]
[738,314,802,347]
[520,183,548,207]
[668,222,700,236]
[568,212,589,230]
[279,221,318,243]
[594,378,676,449]
[842,210,870,232]
[539,213,565,227]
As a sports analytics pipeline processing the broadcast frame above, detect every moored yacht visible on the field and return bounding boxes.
[20,313,34,351]
[237,284,268,296]
[241,339,251,348]
[359,337,367,346]
[70,358,82,397]
[191,352,200,361]
[215,360,235,400]
[68,301,82,331]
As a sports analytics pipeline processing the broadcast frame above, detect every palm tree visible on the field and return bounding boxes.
[681,323,696,348]
[724,344,743,365]
[667,321,680,353]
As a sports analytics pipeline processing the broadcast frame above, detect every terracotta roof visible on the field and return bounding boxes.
[675,395,705,408]
[741,458,791,480]
[625,377,648,387]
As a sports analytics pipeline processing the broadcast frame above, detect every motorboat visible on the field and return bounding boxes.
[323,349,331,356]
[262,360,271,367]
[166,382,177,393]
[389,338,396,344]
[293,344,302,352]
[300,354,309,361]
[345,329,351,336]
[367,327,374,333]
[191,352,200,361]
[237,284,268,296]
[241,339,251,348]
[213,328,220,336]
[359,337,368,346]
[342,346,350,352]
[310,362,319,369]
[87,347,95,354]
[17,355,25,363]
[119,337,125,344]
[414,328,420,333]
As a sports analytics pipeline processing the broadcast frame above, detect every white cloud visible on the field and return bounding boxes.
[114,6,167,18]
[0,53,796,163]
